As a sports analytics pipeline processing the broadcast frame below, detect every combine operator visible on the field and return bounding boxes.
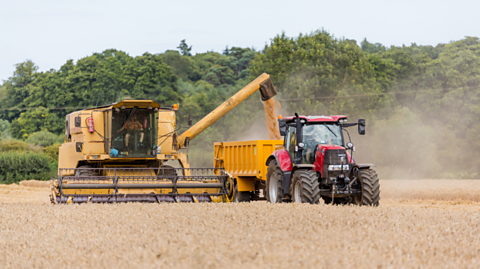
[117,113,144,148]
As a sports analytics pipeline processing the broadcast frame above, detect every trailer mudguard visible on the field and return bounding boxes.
[237,177,255,192]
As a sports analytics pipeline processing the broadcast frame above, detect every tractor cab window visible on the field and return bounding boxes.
[286,126,297,160]
[110,108,158,157]
[302,123,342,164]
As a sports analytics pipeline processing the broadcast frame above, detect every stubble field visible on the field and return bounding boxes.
[1,179,480,268]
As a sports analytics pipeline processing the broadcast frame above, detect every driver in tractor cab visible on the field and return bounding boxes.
[117,113,144,147]
[303,133,317,164]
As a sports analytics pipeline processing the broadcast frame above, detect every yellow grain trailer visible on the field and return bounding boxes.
[214,140,283,202]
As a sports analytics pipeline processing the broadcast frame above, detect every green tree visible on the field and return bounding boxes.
[10,107,63,139]
[132,53,182,104]
[249,30,388,117]
[1,60,38,121]
[177,39,192,56]
[361,38,386,54]
[160,50,201,81]
[0,119,10,139]
[25,130,62,147]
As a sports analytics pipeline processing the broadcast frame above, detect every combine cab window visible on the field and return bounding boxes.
[110,108,158,157]
[302,123,342,164]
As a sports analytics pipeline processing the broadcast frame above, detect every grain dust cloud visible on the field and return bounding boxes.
[263,98,281,140]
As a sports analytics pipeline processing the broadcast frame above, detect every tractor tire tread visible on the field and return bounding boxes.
[291,170,320,204]
[266,160,285,203]
[358,168,380,206]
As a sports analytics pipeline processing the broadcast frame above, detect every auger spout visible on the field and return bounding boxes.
[177,73,277,149]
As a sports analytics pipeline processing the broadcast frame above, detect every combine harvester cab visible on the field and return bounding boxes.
[51,73,277,204]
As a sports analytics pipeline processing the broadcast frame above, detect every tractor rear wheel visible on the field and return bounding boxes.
[290,170,320,204]
[233,184,251,203]
[353,168,380,206]
[266,160,285,203]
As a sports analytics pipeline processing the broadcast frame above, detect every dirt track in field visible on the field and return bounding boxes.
[1,179,480,268]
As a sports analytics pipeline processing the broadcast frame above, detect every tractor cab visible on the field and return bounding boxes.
[265,113,379,206]
[282,115,345,165]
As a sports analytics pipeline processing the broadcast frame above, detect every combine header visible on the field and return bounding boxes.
[51,73,277,204]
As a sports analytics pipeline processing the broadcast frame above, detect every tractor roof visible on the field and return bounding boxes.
[283,115,347,123]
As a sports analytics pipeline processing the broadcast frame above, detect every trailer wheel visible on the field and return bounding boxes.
[353,168,380,206]
[233,184,251,203]
[290,170,320,204]
[266,160,285,203]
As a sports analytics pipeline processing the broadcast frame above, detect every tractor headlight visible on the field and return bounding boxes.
[328,164,349,171]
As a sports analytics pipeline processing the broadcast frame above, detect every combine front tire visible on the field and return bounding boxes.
[266,160,285,203]
[354,168,380,206]
[290,170,320,204]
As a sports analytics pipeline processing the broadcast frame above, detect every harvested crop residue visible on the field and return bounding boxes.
[1,179,480,268]
[0,181,49,203]
[381,179,480,202]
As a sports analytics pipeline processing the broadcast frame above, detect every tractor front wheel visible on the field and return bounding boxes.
[353,168,380,206]
[290,170,320,204]
[266,160,285,203]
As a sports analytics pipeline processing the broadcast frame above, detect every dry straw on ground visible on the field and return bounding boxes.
[1,179,480,268]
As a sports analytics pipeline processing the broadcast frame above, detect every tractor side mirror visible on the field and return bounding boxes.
[188,115,193,126]
[278,119,287,136]
[358,119,366,135]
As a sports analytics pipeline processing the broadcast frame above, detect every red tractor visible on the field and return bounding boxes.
[265,113,380,205]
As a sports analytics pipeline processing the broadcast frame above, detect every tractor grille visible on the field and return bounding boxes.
[324,149,347,165]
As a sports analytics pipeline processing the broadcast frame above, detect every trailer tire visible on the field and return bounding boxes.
[266,160,285,203]
[290,170,320,204]
[233,184,251,203]
[354,168,380,206]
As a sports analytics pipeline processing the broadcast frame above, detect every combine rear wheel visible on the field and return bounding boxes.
[290,170,320,204]
[353,168,380,206]
[266,160,285,203]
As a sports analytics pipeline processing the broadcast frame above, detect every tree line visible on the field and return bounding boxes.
[1,31,479,179]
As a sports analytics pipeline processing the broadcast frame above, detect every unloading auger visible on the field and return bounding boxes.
[50,73,277,203]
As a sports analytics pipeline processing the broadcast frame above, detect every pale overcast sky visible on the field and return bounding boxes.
[0,0,478,82]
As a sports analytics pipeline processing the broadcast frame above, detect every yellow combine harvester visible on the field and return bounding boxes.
[50,73,277,204]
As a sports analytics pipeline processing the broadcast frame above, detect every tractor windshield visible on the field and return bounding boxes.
[302,123,343,164]
[110,108,158,158]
